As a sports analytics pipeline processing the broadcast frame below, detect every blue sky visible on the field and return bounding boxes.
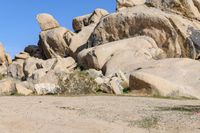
[0,0,115,57]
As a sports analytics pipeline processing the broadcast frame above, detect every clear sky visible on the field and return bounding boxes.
[0,0,116,57]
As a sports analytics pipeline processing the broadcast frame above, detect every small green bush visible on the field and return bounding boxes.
[59,70,103,95]
[0,74,4,80]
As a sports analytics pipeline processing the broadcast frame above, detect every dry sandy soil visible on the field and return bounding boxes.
[0,96,200,133]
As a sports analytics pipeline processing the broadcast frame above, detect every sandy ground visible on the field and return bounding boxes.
[0,96,200,133]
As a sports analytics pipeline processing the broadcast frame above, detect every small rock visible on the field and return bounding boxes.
[86,69,103,79]
[110,77,123,95]
[0,79,15,95]
[95,77,104,85]
[34,83,61,95]
[15,83,33,96]
[15,52,30,60]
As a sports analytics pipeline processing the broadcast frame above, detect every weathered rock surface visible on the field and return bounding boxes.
[72,8,109,32]
[36,13,60,31]
[117,0,145,11]
[35,83,61,95]
[15,52,30,60]
[146,0,200,19]
[72,13,91,32]
[2,1,200,97]
[68,24,96,57]
[0,43,11,65]
[79,36,164,74]
[0,79,15,95]
[39,27,73,58]
[23,57,76,86]
[24,45,44,59]
[88,5,200,58]
[15,83,33,96]
[129,58,200,99]
[8,61,25,80]
[69,9,109,57]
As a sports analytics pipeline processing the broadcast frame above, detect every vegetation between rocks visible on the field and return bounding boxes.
[0,74,4,80]
[58,70,107,95]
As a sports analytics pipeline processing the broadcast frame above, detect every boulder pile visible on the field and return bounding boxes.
[0,0,200,99]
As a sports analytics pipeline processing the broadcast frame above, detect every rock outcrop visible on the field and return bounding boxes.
[1,0,200,98]
[129,58,200,99]
[78,36,164,76]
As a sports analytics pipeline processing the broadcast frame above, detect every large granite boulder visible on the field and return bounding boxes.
[88,5,200,59]
[38,27,74,59]
[129,58,200,99]
[68,24,97,57]
[78,36,164,73]
[36,13,75,59]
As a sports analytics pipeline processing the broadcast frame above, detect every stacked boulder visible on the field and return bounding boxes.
[0,0,200,99]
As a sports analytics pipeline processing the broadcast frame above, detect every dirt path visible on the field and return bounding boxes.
[0,96,200,133]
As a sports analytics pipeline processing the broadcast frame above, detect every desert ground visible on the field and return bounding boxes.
[0,96,199,133]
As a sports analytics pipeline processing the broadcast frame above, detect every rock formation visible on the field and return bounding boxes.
[0,0,200,99]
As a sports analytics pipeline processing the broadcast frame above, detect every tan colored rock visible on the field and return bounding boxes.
[53,57,77,72]
[24,57,76,83]
[80,36,164,71]
[39,27,73,58]
[69,9,108,56]
[146,0,200,19]
[72,8,108,32]
[129,58,200,99]
[24,57,56,78]
[117,0,145,11]
[0,65,7,75]
[72,13,91,32]
[88,8,109,24]
[0,43,12,66]
[5,53,12,65]
[34,83,61,95]
[36,13,59,31]
[8,61,25,80]
[88,5,200,58]
[15,52,30,60]
[0,79,15,95]
[15,83,33,96]
[68,24,96,56]
[0,43,7,65]
[110,77,123,95]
